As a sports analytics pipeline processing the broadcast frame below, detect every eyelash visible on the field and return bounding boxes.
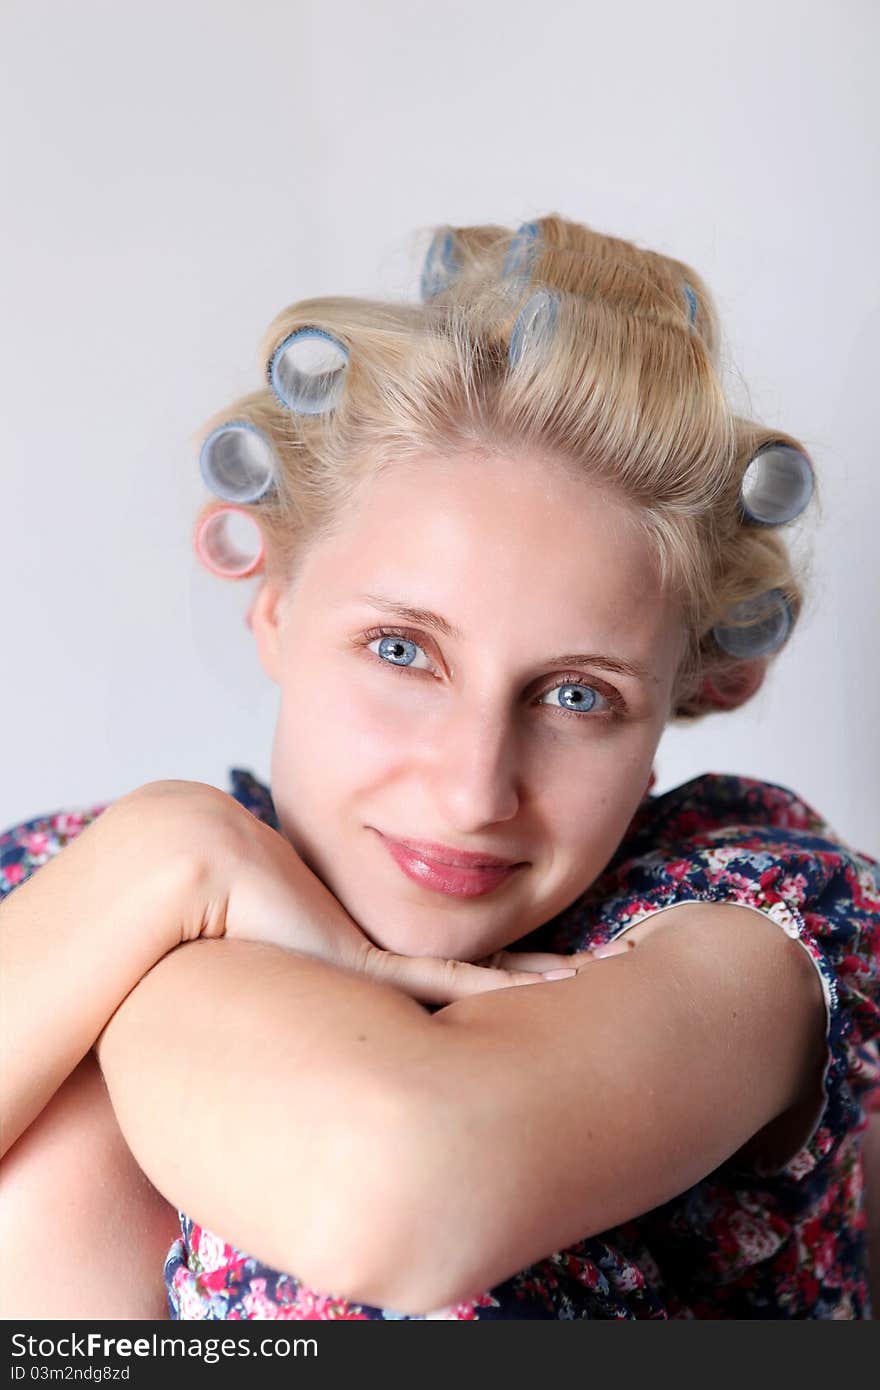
[358,625,627,720]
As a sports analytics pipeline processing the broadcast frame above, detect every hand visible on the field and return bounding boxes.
[472,938,634,975]
[122,780,604,1007]
[212,798,637,1005]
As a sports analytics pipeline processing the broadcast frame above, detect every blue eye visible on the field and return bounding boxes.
[369,633,433,670]
[537,682,609,717]
[362,628,620,718]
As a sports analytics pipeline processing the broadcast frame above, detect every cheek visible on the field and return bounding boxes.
[538,740,656,858]
[272,674,404,800]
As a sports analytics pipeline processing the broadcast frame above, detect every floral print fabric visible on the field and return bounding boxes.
[2,769,878,1319]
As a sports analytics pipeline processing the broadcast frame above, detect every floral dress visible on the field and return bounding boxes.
[2,769,879,1319]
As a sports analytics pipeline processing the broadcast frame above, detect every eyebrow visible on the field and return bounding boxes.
[356,592,656,684]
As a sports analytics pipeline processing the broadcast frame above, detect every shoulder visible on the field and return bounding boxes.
[529,771,879,967]
[601,773,880,1179]
[513,770,880,1185]
[577,771,879,941]
[619,770,860,856]
[0,797,114,903]
[0,769,277,904]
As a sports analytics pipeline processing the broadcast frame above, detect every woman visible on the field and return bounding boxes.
[2,214,878,1318]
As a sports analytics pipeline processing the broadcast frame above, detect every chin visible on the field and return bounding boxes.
[361,915,518,964]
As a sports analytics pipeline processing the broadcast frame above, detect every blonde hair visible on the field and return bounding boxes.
[193,213,816,721]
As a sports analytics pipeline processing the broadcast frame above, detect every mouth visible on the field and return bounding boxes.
[374,831,526,899]
[382,833,521,869]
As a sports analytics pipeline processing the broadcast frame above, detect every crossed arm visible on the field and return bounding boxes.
[95,902,827,1316]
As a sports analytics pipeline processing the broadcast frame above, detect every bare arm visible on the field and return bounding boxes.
[1,767,569,1175]
[0,792,200,1157]
[95,902,827,1317]
[95,937,433,1301]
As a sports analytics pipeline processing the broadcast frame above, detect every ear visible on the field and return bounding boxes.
[699,660,767,711]
[247,578,288,685]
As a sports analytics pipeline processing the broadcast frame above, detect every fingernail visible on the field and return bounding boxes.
[592,939,633,959]
[542,968,577,980]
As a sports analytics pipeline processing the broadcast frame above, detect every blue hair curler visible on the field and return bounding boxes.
[508,289,560,369]
[502,221,541,281]
[682,283,698,326]
[269,327,350,415]
[199,421,278,504]
[739,443,814,527]
[712,589,793,659]
[420,227,459,301]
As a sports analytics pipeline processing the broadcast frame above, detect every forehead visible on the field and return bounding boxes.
[293,450,681,657]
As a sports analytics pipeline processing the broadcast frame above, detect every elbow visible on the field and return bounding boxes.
[342,1254,484,1320]
[300,1082,475,1318]
[316,1222,477,1321]
[326,1210,469,1317]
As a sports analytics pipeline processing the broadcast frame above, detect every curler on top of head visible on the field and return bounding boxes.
[199,421,278,504]
[739,443,814,527]
[682,282,698,326]
[268,327,350,415]
[194,505,265,580]
[420,226,460,301]
[502,221,542,282]
[508,288,560,369]
[712,588,793,659]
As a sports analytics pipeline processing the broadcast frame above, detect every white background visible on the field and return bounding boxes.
[1,0,877,855]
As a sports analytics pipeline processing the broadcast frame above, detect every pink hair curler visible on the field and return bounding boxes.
[194,505,265,579]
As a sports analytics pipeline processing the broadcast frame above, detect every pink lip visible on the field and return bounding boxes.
[376,833,525,899]
[383,834,520,868]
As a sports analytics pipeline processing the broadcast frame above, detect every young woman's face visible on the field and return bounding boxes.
[251,449,685,961]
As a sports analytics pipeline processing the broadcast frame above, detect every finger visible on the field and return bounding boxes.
[589,938,636,958]
[360,946,574,1007]
[478,942,634,972]
[477,949,588,972]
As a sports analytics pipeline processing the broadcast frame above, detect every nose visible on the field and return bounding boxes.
[426,700,522,831]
